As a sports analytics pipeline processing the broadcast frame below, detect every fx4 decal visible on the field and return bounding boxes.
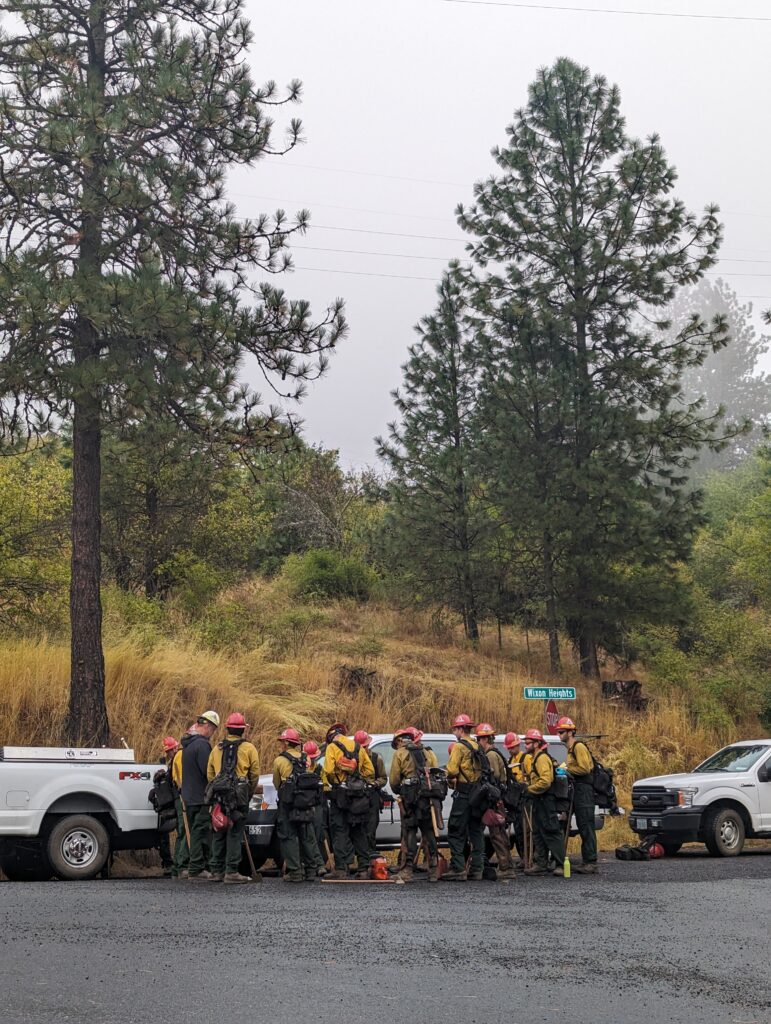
[119,771,151,781]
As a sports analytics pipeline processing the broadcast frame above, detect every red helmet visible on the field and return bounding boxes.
[162,736,179,753]
[649,842,665,859]
[451,714,473,728]
[303,740,320,758]
[353,729,370,746]
[392,726,418,748]
[226,712,247,729]
[556,716,576,732]
[503,732,520,750]
[325,722,347,743]
[475,722,495,738]
[279,728,301,745]
[524,728,544,743]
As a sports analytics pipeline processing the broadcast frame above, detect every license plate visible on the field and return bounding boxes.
[248,825,265,836]
[636,817,648,829]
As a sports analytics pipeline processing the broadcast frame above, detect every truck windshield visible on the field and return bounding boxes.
[693,745,769,774]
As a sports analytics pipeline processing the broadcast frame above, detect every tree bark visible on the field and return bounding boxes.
[66,388,108,745]
[65,2,109,746]
[144,480,159,599]
[542,532,561,675]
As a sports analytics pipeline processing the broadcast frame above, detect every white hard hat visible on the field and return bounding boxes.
[198,710,220,728]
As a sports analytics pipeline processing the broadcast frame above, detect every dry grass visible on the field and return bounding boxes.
[0,593,766,851]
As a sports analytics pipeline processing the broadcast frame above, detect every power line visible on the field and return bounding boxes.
[229,191,454,224]
[295,244,463,261]
[280,161,467,188]
[442,0,771,23]
[312,224,464,242]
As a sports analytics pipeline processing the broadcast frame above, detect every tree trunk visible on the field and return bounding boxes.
[66,389,108,745]
[144,480,159,599]
[578,633,600,679]
[542,533,561,675]
[65,2,109,746]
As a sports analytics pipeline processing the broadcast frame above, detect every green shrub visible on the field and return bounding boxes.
[161,553,229,617]
[281,549,377,602]
[264,608,327,658]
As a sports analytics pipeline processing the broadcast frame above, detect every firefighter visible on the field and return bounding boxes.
[168,734,189,878]
[303,740,328,862]
[475,724,515,880]
[389,727,441,883]
[155,736,182,877]
[323,724,376,878]
[357,731,387,858]
[206,712,260,884]
[182,710,220,881]
[523,728,566,876]
[273,728,326,883]
[557,716,598,874]
[503,731,526,866]
[442,713,484,881]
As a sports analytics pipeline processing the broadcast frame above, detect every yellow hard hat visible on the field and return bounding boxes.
[198,710,220,728]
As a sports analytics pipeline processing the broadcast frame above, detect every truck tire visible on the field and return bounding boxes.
[46,815,110,880]
[0,841,53,882]
[703,806,745,857]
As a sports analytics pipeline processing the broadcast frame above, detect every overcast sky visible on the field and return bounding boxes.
[234,0,771,468]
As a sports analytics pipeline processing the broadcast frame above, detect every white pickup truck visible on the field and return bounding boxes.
[629,739,771,856]
[0,746,161,880]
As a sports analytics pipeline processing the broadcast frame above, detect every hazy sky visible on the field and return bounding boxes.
[234,0,771,468]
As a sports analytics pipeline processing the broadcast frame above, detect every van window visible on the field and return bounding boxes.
[370,742,395,776]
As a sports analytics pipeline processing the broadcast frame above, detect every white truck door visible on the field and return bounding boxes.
[757,753,771,831]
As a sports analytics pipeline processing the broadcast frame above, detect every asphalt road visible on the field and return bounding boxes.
[2,850,770,1024]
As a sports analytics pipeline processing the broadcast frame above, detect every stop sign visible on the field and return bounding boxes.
[545,699,560,733]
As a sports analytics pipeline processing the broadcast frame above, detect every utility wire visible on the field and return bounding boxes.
[442,0,771,23]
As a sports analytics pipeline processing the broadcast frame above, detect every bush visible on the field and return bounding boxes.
[281,549,377,602]
[264,608,328,658]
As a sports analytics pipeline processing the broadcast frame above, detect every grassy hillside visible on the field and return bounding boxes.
[1,577,765,850]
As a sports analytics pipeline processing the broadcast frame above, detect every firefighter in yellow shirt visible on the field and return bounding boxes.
[323,723,375,878]
[503,731,527,866]
[442,714,484,881]
[272,728,326,883]
[206,713,260,884]
[558,716,598,874]
[523,728,566,876]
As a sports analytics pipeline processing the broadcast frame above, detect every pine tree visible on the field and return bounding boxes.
[673,279,768,474]
[377,274,489,642]
[0,0,345,743]
[458,58,726,677]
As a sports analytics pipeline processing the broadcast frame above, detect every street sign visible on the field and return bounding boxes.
[523,686,576,701]
[545,699,560,733]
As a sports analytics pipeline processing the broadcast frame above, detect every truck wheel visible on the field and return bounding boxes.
[661,841,682,856]
[46,815,110,880]
[703,806,745,857]
[0,841,53,882]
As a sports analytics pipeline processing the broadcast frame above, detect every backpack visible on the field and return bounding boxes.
[148,768,177,833]
[402,745,448,811]
[574,740,618,811]
[487,747,523,819]
[531,748,570,802]
[331,741,371,821]
[279,751,323,822]
[457,739,501,816]
[204,739,248,820]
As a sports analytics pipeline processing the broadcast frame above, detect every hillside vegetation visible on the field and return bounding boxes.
[1,572,766,849]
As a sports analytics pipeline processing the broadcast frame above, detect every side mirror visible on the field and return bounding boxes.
[758,763,771,783]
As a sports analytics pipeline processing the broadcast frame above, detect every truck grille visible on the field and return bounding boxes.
[632,785,677,813]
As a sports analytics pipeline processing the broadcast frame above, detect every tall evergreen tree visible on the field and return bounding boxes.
[0,0,345,742]
[458,58,726,676]
[673,279,768,474]
[378,274,488,642]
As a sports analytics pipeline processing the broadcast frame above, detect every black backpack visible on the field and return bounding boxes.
[581,743,618,810]
[487,747,523,818]
[148,768,177,833]
[458,738,501,816]
[404,745,448,808]
[279,751,323,821]
[204,739,248,817]
[331,740,371,821]
[531,748,570,801]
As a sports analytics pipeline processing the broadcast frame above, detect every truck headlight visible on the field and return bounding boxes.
[677,787,698,807]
